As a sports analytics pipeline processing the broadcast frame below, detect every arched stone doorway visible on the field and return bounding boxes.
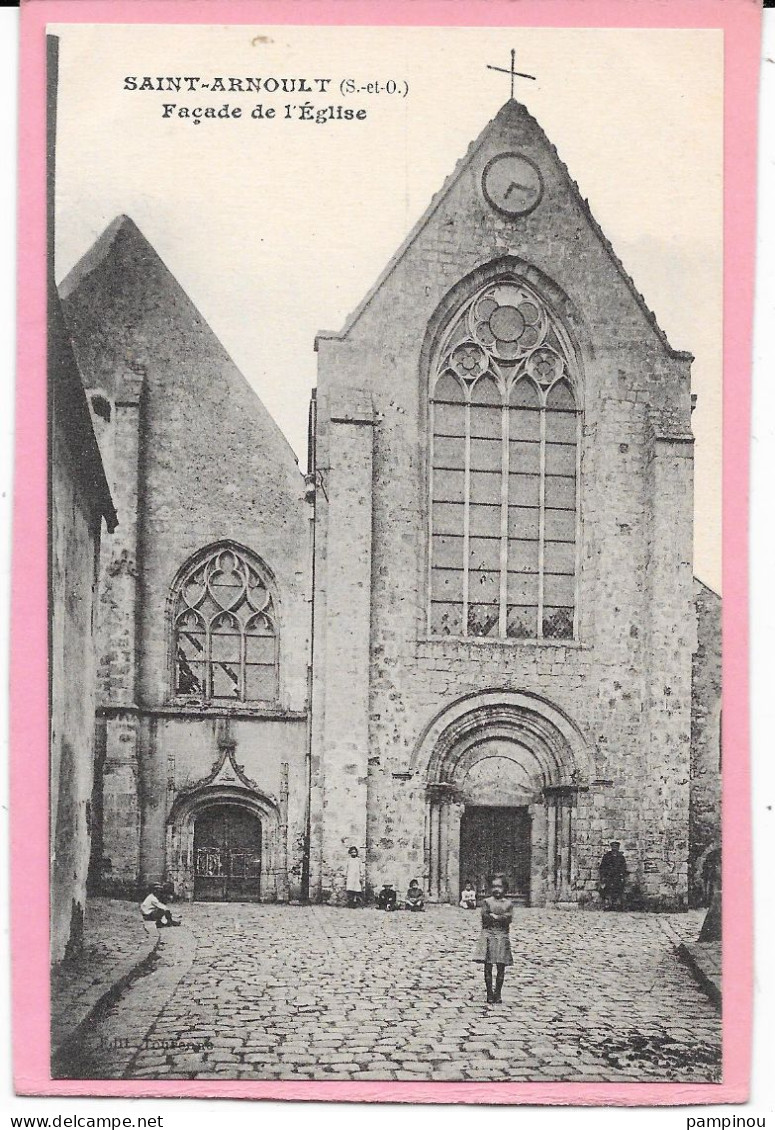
[415,691,595,906]
[167,785,287,902]
[458,744,537,903]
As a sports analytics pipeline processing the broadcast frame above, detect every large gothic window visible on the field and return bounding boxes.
[173,546,278,702]
[429,278,580,640]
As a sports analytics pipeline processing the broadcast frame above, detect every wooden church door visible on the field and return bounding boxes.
[193,804,262,902]
[460,806,532,905]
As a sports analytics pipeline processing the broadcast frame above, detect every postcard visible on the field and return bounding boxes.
[11,0,760,1103]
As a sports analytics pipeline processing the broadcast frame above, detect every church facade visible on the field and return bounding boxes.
[59,216,312,904]
[59,99,720,917]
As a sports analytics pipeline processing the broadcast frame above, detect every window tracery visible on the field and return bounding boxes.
[429,278,580,641]
[173,546,278,702]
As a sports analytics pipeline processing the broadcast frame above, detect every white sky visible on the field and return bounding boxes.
[52,24,723,591]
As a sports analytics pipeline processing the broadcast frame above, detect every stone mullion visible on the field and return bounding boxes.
[499,397,509,638]
[423,796,432,890]
[427,399,436,634]
[438,800,450,901]
[462,400,471,636]
[240,626,247,703]
[429,802,441,898]
[553,800,561,891]
[537,402,547,638]
[547,799,557,894]
[573,409,582,639]
[566,800,573,885]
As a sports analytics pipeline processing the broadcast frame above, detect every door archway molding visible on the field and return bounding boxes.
[166,784,287,902]
[415,690,596,787]
[415,691,596,905]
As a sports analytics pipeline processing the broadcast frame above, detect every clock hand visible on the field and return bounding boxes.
[504,181,532,200]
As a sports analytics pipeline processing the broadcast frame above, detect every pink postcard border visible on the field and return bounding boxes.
[11,0,760,1104]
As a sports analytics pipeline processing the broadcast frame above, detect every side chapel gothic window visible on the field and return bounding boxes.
[429,278,580,640]
[173,546,278,702]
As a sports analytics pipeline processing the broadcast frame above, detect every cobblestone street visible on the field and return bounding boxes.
[61,904,721,1084]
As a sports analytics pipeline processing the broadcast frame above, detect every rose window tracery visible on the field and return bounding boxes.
[526,346,564,385]
[450,343,488,380]
[471,287,545,360]
[437,279,569,386]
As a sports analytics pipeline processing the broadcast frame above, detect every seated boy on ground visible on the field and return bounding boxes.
[140,883,181,928]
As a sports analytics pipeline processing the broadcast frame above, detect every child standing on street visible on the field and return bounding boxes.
[472,873,513,1003]
[345,845,363,908]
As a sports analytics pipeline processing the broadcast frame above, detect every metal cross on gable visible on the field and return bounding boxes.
[487,48,536,100]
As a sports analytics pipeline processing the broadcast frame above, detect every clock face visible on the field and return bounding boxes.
[482,153,543,217]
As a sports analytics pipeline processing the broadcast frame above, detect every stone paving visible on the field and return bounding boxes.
[51,898,158,1058]
[680,941,722,1007]
[58,904,721,1084]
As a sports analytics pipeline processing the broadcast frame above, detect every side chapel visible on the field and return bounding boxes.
[58,96,721,921]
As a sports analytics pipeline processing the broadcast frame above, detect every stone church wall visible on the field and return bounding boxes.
[60,217,311,900]
[312,101,694,909]
[54,105,711,914]
[49,421,102,959]
[689,579,722,904]
[49,285,116,961]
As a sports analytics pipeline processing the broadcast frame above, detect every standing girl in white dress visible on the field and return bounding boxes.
[345,845,363,907]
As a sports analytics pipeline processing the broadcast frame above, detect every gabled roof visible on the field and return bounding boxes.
[58,214,133,302]
[317,99,691,361]
[59,214,304,475]
[694,576,721,602]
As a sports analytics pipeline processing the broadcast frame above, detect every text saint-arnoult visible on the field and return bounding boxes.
[124,75,333,93]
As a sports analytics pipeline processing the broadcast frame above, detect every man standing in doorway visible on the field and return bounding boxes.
[599,841,628,910]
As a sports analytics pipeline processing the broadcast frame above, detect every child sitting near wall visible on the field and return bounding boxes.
[460,881,477,909]
[140,883,181,928]
[377,882,398,910]
[405,879,425,911]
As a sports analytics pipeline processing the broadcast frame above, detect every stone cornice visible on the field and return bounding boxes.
[96,702,308,722]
